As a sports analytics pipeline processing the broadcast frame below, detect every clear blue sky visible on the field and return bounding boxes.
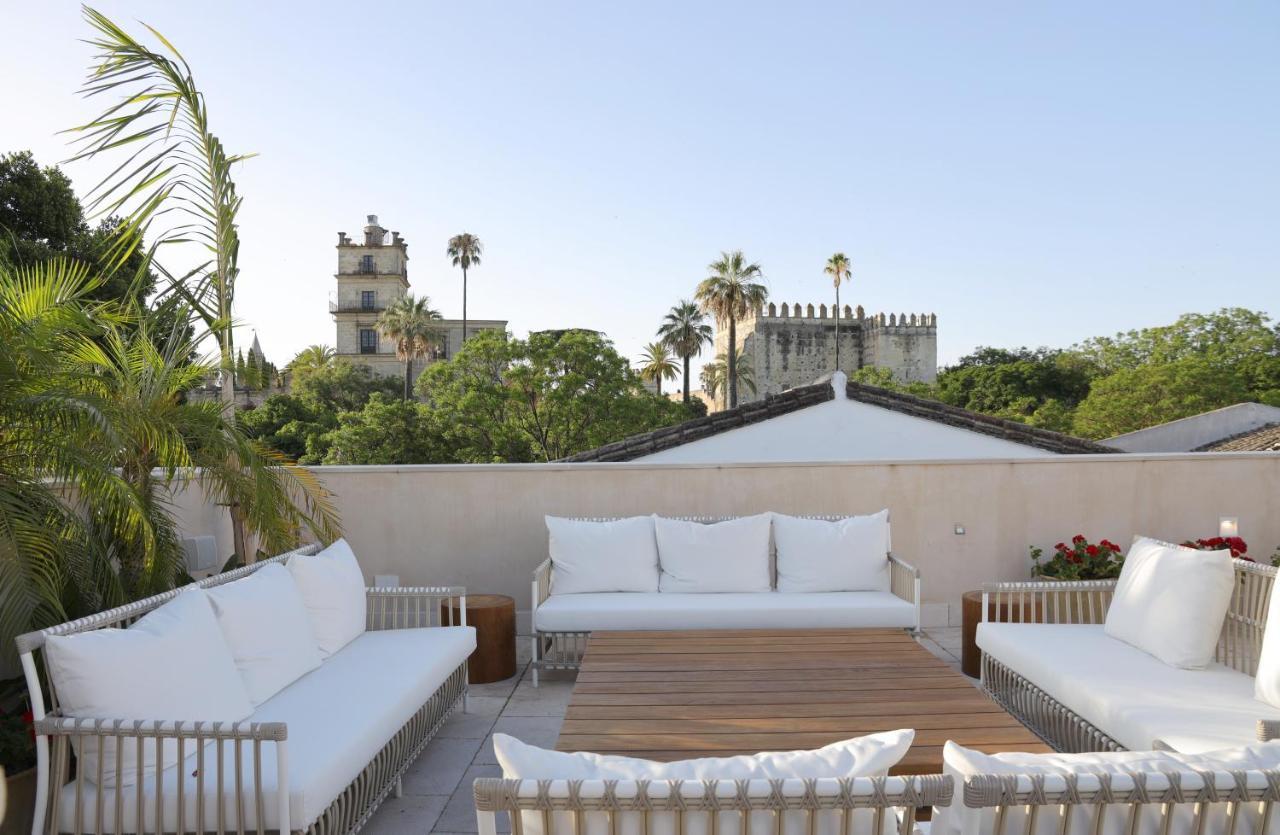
[4,1,1278,378]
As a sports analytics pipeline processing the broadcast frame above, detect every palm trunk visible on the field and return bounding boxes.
[834,284,841,372]
[656,376,662,397]
[218,329,251,566]
[462,267,468,342]
[728,315,738,409]
[404,358,413,400]
[682,355,691,404]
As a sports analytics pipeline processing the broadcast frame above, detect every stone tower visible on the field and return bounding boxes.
[332,215,411,378]
[331,215,509,382]
[711,303,938,409]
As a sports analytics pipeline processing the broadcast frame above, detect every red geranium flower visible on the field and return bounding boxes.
[1086,545,1099,556]
[1072,534,1086,544]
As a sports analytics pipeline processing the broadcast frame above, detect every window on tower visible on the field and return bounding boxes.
[359,328,377,354]
[361,290,376,310]
[359,255,374,274]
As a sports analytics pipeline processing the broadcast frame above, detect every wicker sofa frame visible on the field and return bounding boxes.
[979,558,1278,754]
[473,775,953,835]
[15,543,470,835]
[530,515,922,684]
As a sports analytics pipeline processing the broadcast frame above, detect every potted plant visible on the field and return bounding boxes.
[0,703,36,835]
[1182,536,1249,560]
[1030,535,1125,580]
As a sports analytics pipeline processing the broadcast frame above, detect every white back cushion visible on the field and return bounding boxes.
[206,562,322,704]
[494,730,914,835]
[547,516,659,594]
[773,511,891,592]
[1256,571,1280,708]
[655,514,772,593]
[936,740,1280,835]
[288,539,367,658]
[1103,536,1234,669]
[44,588,254,789]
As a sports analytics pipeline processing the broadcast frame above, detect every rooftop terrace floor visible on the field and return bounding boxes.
[363,628,964,835]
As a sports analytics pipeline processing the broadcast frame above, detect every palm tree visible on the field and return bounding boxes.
[637,342,679,396]
[699,352,757,403]
[66,8,260,564]
[824,253,852,371]
[656,300,713,404]
[446,233,483,342]
[288,344,336,378]
[695,250,766,409]
[377,295,444,399]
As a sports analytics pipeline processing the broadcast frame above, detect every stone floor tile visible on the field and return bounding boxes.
[475,716,565,765]
[434,764,505,834]
[363,793,448,835]
[465,695,510,716]
[437,709,499,739]
[401,735,484,796]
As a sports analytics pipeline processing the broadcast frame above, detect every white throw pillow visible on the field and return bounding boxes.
[43,588,254,789]
[546,516,660,594]
[494,731,914,835]
[654,514,772,593]
[935,740,1280,835]
[206,562,322,705]
[773,511,891,593]
[1103,536,1234,669]
[288,539,367,658]
[1256,574,1280,708]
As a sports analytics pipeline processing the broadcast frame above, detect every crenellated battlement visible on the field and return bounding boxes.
[748,302,937,329]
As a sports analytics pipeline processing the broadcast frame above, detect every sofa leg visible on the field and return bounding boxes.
[395,776,403,799]
[532,634,541,688]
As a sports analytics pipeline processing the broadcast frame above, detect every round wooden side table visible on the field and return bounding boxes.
[443,594,517,684]
[961,589,1045,679]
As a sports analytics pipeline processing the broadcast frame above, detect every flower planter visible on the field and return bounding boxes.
[1,767,37,835]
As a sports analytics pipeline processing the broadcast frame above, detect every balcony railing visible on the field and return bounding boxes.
[330,300,386,314]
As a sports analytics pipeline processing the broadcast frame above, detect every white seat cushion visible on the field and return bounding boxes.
[56,626,476,833]
[206,562,322,705]
[934,739,1280,835]
[977,622,1280,751]
[1103,536,1235,669]
[655,514,772,593]
[288,539,368,658]
[535,591,916,632]
[547,516,659,594]
[44,588,253,790]
[773,511,891,593]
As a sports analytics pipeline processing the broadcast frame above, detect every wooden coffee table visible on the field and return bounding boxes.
[556,628,1050,774]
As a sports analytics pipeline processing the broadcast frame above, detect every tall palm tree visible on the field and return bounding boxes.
[824,253,852,371]
[695,250,766,409]
[446,233,483,342]
[656,300,713,404]
[637,342,679,396]
[288,344,336,378]
[66,8,260,564]
[699,352,756,403]
[377,295,443,399]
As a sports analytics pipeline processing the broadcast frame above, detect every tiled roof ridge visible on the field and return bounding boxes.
[1193,421,1280,452]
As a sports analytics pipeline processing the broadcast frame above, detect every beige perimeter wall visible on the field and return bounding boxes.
[173,453,1280,629]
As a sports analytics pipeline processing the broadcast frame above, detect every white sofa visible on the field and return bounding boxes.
[978,549,1280,755]
[16,542,476,835]
[531,513,921,682]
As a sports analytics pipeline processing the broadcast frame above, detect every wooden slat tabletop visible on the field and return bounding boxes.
[556,628,1050,774]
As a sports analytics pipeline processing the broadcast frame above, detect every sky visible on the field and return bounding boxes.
[3,1,1278,381]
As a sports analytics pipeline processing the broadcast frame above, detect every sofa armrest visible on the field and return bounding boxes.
[981,579,1117,625]
[1259,720,1280,742]
[532,558,552,614]
[366,586,467,630]
[34,717,291,835]
[888,553,921,630]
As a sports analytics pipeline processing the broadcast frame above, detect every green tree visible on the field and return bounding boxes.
[696,250,767,409]
[1072,357,1250,438]
[376,294,443,399]
[323,393,446,465]
[287,344,336,379]
[931,347,1095,426]
[0,150,155,306]
[700,351,757,403]
[637,341,679,396]
[417,330,687,461]
[656,299,713,404]
[823,253,852,371]
[446,232,483,342]
[292,359,402,414]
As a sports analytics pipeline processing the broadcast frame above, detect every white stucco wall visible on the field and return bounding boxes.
[637,376,1052,463]
[1106,403,1280,452]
